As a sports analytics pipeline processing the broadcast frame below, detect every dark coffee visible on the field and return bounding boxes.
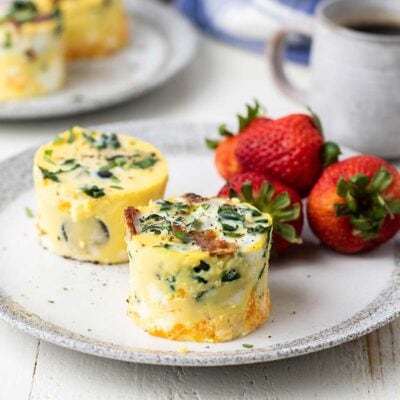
[345,21,400,35]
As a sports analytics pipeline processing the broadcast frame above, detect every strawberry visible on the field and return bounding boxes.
[206,101,271,180]
[218,172,303,255]
[307,155,400,254]
[235,110,340,197]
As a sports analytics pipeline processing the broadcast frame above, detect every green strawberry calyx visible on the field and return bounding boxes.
[335,166,400,240]
[228,180,302,244]
[322,141,341,168]
[205,100,264,150]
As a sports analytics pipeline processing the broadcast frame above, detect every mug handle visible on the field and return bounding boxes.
[268,23,314,104]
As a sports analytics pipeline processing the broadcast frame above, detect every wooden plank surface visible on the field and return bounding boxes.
[27,335,374,400]
[0,321,39,400]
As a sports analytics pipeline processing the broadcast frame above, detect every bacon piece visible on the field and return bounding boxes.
[183,193,207,204]
[192,230,238,257]
[124,206,138,238]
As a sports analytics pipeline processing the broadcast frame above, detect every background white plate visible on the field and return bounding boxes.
[0,1,198,120]
[0,121,399,366]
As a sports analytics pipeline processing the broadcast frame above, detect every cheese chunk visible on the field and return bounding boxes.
[33,126,168,264]
[35,0,129,59]
[0,1,65,101]
[124,194,272,342]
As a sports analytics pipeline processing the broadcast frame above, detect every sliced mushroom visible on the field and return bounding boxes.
[61,217,109,251]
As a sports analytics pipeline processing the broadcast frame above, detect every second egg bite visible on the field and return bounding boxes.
[33,126,168,264]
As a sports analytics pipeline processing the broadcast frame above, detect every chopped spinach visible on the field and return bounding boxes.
[83,132,121,150]
[221,269,241,283]
[193,276,208,284]
[67,128,75,144]
[193,260,210,273]
[195,290,208,302]
[173,230,193,244]
[166,276,176,291]
[39,166,60,182]
[80,185,105,199]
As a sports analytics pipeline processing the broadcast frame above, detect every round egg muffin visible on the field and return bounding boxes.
[124,194,273,342]
[35,0,129,59]
[0,1,65,101]
[33,126,168,264]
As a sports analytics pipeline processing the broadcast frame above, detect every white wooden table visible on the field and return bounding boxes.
[0,34,399,400]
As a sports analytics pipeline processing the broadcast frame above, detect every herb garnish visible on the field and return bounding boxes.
[25,207,34,218]
[67,128,75,144]
[1,1,38,24]
[3,32,12,49]
[195,290,208,302]
[193,276,208,284]
[221,268,241,282]
[173,230,193,244]
[81,185,105,199]
[39,166,60,182]
[44,149,55,164]
[242,343,254,348]
[83,132,121,150]
[193,260,210,273]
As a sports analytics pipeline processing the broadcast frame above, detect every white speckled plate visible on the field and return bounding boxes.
[0,121,399,366]
[0,1,198,120]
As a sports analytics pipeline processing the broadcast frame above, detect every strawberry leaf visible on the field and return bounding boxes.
[369,167,393,192]
[218,124,234,137]
[335,167,400,240]
[228,180,302,247]
[322,141,341,168]
[274,223,302,244]
[237,100,263,132]
[205,138,220,150]
[307,106,324,135]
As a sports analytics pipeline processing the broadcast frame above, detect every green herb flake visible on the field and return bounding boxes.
[3,32,12,49]
[242,343,253,349]
[221,268,241,283]
[81,185,105,199]
[67,128,75,144]
[131,154,157,169]
[173,230,193,244]
[43,149,55,164]
[195,290,208,302]
[110,185,123,190]
[39,166,60,182]
[193,260,210,273]
[83,132,121,150]
[25,207,34,218]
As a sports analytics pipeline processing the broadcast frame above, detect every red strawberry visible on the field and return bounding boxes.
[206,101,271,180]
[218,172,303,255]
[307,155,400,253]
[235,111,340,197]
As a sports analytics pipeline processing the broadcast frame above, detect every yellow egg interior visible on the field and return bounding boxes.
[0,9,65,101]
[35,0,129,59]
[33,126,168,264]
[125,196,272,342]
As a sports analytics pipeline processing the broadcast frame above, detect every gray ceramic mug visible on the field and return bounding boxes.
[269,0,400,158]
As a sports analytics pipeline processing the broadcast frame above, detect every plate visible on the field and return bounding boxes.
[0,1,198,120]
[0,121,399,366]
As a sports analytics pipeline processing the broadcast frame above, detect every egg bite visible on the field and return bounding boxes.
[33,126,168,264]
[35,0,129,59]
[0,1,65,101]
[124,194,273,343]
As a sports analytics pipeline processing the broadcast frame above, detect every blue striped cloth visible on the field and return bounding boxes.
[175,0,322,64]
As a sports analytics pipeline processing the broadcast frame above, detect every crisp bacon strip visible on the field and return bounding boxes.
[183,193,207,204]
[124,206,138,238]
[192,230,238,257]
